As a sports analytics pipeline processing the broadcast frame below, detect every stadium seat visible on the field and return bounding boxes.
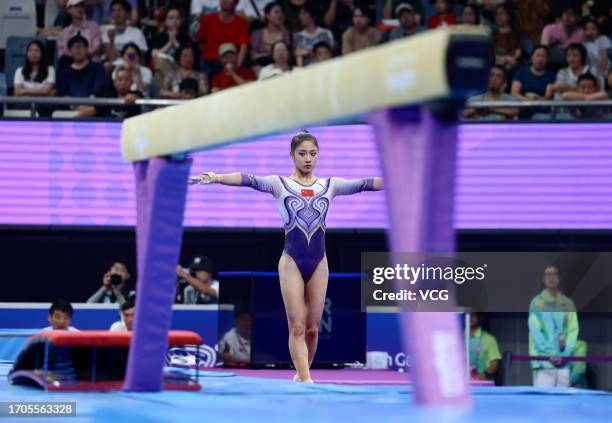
[4,36,46,91]
[0,73,6,96]
[3,110,38,118]
[0,0,37,49]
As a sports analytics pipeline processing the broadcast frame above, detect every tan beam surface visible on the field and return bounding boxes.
[121,27,488,162]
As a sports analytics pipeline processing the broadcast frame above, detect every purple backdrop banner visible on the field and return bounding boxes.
[0,120,611,229]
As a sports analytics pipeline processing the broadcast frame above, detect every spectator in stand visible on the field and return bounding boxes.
[103,65,143,118]
[251,2,291,71]
[562,73,609,119]
[259,40,292,80]
[44,299,79,331]
[464,65,519,120]
[178,77,200,99]
[87,259,134,305]
[237,0,274,23]
[88,0,138,25]
[109,297,135,331]
[56,34,107,117]
[461,4,481,26]
[102,0,148,71]
[389,3,423,41]
[582,18,610,79]
[57,0,102,62]
[111,43,151,94]
[149,5,192,58]
[541,6,583,49]
[554,43,601,99]
[211,43,256,92]
[511,44,555,100]
[189,0,220,36]
[37,0,71,38]
[293,3,335,66]
[322,0,359,45]
[281,0,309,32]
[341,5,380,55]
[196,0,250,75]
[312,41,333,62]
[383,0,423,26]
[161,44,209,98]
[492,4,522,75]
[149,5,193,89]
[13,40,55,97]
[428,0,457,29]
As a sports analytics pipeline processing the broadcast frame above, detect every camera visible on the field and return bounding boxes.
[110,274,123,286]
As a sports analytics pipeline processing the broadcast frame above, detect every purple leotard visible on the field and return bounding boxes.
[240,174,375,283]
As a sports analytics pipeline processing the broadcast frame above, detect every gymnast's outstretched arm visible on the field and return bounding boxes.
[188,172,280,196]
[188,172,243,186]
[331,177,383,197]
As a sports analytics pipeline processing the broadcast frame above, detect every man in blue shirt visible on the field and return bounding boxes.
[56,33,107,117]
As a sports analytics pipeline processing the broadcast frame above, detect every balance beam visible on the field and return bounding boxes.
[121,27,490,162]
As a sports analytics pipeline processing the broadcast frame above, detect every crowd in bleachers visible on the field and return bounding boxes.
[0,0,611,119]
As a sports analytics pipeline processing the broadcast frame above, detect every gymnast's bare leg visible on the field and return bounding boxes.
[304,257,329,368]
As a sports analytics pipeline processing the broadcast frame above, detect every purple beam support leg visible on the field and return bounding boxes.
[367,106,470,406]
[124,156,192,391]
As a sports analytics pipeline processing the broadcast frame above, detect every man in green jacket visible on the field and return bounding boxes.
[469,312,502,381]
[528,265,579,387]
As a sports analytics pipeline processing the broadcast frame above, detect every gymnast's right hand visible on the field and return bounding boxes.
[188,172,216,185]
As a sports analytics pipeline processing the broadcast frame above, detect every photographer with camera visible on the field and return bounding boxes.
[176,255,219,304]
[87,260,134,305]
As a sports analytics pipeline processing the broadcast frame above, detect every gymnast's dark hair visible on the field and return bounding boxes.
[22,40,49,83]
[290,130,319,153]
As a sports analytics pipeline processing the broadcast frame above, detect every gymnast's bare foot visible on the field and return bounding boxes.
[293,373,314,383]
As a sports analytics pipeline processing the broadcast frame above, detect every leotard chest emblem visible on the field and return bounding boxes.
[279,177,331,245]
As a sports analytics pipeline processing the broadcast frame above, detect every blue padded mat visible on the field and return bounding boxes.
[1,363,611,423]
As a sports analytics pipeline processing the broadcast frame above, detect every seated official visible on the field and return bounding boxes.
[218,307,252,364]
[109,297,135,331]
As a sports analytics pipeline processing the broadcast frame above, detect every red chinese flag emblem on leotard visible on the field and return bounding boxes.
[301,189,314,197]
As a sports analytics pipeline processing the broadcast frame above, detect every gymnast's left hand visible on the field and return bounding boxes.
[188,172,216,185]
[188,176,203,185]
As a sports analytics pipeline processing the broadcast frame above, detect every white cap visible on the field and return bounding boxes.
[67,0,85,7]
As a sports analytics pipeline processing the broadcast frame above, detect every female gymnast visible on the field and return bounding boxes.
[188,130,383,383]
